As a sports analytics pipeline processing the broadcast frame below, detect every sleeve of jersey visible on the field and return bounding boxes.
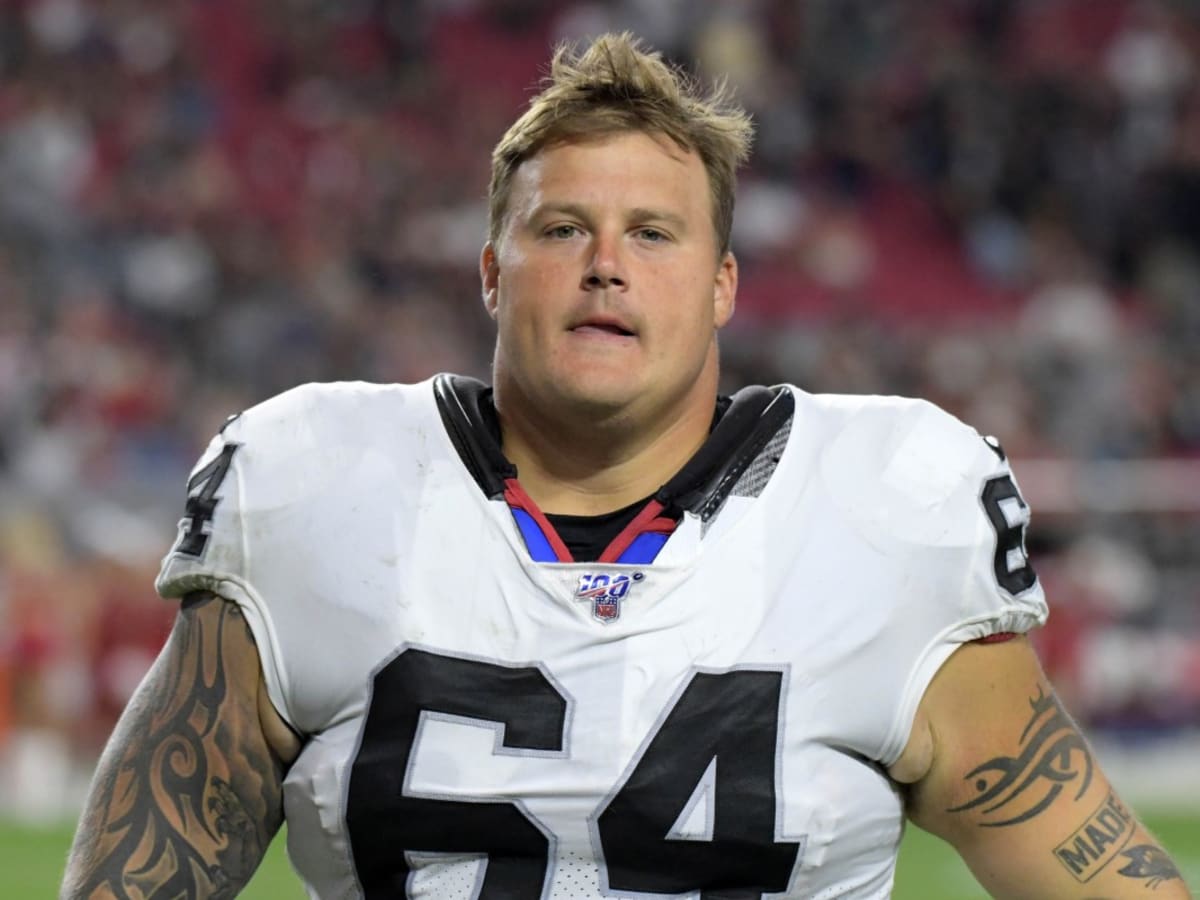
[816,399,1048,767]
[154,392,307,735]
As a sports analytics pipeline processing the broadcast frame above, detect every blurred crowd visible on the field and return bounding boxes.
[1,0,1199,819]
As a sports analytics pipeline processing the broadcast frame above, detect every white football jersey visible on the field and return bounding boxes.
[156,375,1047,899]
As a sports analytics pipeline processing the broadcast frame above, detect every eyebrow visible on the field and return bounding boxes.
[629,207,687,232]
[530,202,590,223]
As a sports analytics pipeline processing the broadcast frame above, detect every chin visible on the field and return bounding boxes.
[551,379,643,418]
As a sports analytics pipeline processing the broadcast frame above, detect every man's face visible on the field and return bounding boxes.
[482,130,736,428]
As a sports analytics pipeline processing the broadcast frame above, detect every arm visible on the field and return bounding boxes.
[894,635,1192,899]
[61,591,301,900]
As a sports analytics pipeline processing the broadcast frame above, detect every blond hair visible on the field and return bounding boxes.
[488,32,754,255]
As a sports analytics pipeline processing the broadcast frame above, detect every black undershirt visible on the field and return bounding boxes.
[545,497,651,563]
[485,392,733,562]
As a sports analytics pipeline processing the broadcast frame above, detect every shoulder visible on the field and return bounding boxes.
[210,377,445,502]
[213,379,443,478]
[223,379,436,448]
[787,386,996,484]
[791,388,984,466]
[164,378,444,563]
[783,387,1011,546]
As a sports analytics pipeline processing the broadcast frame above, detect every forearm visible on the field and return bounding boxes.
[951,798,1189,899]
[62,594,285,900]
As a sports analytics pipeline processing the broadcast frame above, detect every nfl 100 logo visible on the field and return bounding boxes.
[574,572,645,623]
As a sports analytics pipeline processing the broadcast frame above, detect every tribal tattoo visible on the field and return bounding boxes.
[1117,845,1183,888]
[64,594,284,899]
[948,686,1093,827]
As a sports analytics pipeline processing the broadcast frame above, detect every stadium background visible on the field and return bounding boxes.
[0,0,1196,895]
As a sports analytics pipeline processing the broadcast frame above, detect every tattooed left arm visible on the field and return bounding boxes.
[895,636,1193,899]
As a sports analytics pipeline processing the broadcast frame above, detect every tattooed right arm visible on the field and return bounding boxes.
[61,592,299,899]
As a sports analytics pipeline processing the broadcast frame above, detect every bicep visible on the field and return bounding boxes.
[904,636,1190,899]
[61,592,287,899]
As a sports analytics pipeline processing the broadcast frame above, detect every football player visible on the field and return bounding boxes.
[63,32,1191,899]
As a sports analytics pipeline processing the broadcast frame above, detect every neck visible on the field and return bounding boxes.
[495,384,717,517]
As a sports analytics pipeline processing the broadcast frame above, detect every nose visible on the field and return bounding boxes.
[581,234,627,291]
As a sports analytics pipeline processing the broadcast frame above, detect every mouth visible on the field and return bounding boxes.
[569,317,636,338]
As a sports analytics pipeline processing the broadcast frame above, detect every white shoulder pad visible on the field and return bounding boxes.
[154,379,437,730]
[791,392,1048,763]
[157,381,415,591]
[818,393,1044,601]
[814,395,999,549]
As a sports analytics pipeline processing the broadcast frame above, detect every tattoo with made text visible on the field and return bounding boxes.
[1117,845,1183,888]
[1053,791,1134,882]
[948,686,1093,827]
[66,594,283,899]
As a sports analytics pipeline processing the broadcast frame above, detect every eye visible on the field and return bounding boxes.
[635,227,670,243]
[545,224,580,239]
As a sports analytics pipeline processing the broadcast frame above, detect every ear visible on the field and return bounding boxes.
[713,251,737,329]
[480,241,500,318]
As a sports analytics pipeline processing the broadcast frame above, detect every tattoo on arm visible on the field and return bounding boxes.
[1052,791,1135,882]
[947,686,1093,827]
[63,593,284,899]
[940,683,1185,888]
[1117,845,1183,888]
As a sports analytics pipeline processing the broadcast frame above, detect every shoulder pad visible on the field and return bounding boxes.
[814,395,1006,548]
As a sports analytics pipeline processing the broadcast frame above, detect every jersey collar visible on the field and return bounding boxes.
[433,374,794,564]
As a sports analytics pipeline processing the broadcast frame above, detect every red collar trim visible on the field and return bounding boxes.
[598,499,677,563]
[503,478,574,562]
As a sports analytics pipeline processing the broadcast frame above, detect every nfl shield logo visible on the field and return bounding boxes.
[574,572,644,623]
